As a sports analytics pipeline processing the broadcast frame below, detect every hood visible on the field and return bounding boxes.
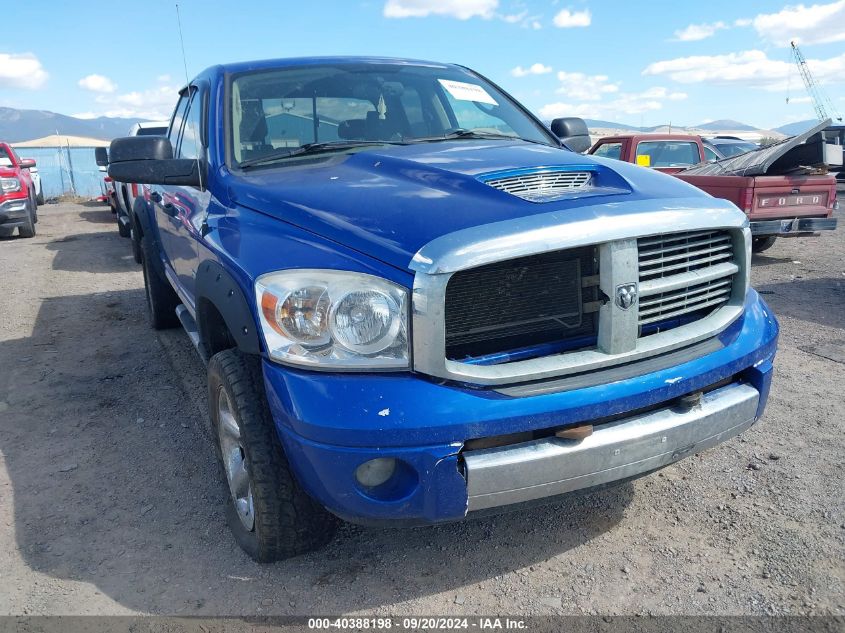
[231,139,709,272]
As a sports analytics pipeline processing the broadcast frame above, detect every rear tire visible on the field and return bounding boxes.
[208,349,337,562]
[36,191,45,205]
[117,213,131,238]
[130,214,143,264]
[140,233,180,329]
[0,227,15,238]
[752,236,777,253]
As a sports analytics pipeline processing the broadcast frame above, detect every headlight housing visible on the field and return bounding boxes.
[0,177,21,193]
[255,270,409,369]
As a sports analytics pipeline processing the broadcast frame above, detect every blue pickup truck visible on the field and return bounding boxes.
[104,57,779,562]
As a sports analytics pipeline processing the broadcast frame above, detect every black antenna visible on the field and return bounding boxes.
[175,3,191,91]
[175,2,205,192]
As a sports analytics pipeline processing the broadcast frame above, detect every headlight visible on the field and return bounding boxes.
[0,177,21,193]
[255,270,409,369]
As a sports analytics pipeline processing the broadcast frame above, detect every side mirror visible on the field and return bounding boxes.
[107,136,202,187]
[550,117,591,153]
[19,158,36,169]
[94,147,109,167]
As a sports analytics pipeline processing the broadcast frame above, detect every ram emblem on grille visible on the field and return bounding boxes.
[616,283,638,310]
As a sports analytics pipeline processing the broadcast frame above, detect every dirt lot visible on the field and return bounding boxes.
[0,201,842,617]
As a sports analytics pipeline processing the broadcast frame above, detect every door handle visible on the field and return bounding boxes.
[149,191,162,203]
[162,202,177,217]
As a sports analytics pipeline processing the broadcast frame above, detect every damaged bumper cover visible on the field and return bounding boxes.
[261,290,778,525]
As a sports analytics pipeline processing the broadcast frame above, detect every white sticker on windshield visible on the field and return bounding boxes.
[438,79,498,105]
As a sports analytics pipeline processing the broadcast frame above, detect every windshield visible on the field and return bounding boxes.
[229,62,555,165]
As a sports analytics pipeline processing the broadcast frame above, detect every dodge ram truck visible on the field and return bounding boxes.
[589,132,838,252]
[106,57,779,561]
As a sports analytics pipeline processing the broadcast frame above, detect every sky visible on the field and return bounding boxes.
[1,0,844,130]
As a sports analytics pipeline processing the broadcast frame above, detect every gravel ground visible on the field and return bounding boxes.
[0,201,842,617]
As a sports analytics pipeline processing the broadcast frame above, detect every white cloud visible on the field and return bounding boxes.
[82,82,179,120]
[157,74,172,83]
[552,8,591,28]
[753,0,845,46]
[383,0,497,19]
[554,71,619,101]
[643,49,845,91]
[734,18,752,27]
[511,63,553,77]
[672,21,727,41]
[501,11,525,23]
[78,74,116,93]
[540,86,687,120]
[0,53,48,89]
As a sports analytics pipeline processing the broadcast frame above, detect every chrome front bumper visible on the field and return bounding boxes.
[464,382,760,511]
[750,217,837,236]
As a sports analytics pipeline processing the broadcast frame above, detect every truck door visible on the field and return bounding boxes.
[153,86,209,310]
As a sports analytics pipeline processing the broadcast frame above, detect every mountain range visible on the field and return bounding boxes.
[0,106,826,144]
[0,107,142,143]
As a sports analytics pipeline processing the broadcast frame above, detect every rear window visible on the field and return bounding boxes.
[592,142,622,160]
[636,141,700,168]
[711,140,757,157]
[0,147,11,167]
[137,126,168,136]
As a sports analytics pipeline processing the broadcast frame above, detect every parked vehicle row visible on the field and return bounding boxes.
[99,56,779,562]
[587,127,839,253]
[0,142,40,238]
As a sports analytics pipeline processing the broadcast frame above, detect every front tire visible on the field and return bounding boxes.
[140,233,180,329]
[752,236,777,253]
[17,200,36,238]
[208,349,337,562]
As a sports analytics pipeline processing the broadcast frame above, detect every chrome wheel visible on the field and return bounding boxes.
[217,387,255,531]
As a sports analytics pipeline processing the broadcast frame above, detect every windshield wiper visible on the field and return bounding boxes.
[238,140,405,169]
[409,129,547,145]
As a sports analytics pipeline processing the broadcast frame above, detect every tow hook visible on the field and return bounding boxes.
[678,391,703,410]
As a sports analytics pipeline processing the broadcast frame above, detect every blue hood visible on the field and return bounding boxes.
[230,140,709,272]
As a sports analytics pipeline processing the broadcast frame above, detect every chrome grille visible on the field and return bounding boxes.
[638,230,733,280]
[483,170,592,203]
[638,230,737,327]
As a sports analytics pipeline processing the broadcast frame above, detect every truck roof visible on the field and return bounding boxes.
[208,55,459,78]
[595,134,703,143]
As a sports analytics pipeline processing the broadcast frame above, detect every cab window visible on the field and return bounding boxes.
[168,94,190,152]
[636,141,700,168]
[592,142,622,160]
[177,90,203,160]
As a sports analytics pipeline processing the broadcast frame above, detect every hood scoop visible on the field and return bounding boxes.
[478,165,632,203]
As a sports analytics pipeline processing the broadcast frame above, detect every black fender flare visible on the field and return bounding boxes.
[195,260,262,355]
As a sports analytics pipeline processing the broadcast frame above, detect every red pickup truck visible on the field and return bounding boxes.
[589,132,838,252]
[0,142,39,238]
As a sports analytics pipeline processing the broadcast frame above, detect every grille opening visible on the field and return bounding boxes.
[637,229,736,333]
[638,230,733,281]
[445,246,599,361]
